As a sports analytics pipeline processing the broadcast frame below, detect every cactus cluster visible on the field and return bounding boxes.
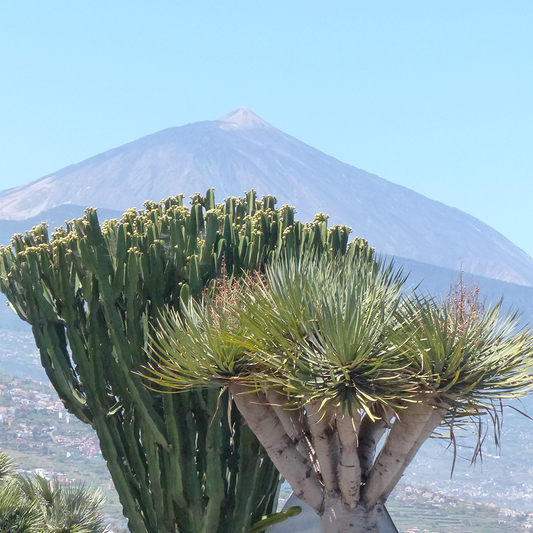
[0,189,364,533]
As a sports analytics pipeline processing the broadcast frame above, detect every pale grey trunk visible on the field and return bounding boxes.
[336,409,362,507]
[321,496,398,533]
[235,388,446,533]
[357,408,393,481]
[269,493,398,533]
[306,401,341,492]
[266,389,315,463]
[230,384,324,511]
[362,402,435,506]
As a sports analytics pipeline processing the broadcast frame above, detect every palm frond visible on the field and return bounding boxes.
[146,250,415,411]
[394,295,533,405]
[145,249,533,425]
[146,292,259,390]
[0,452,16,482]
[0,481,41,533]
[30,477,108,533]
[233,253,412,407]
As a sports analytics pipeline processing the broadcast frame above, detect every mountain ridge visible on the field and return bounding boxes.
[0,108,531,285]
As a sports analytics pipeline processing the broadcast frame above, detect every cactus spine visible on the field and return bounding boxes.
[0,190,361,533]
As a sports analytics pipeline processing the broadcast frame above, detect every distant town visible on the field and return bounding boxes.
[0,379,101,461]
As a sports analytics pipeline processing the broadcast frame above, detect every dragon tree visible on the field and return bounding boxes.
[0,189,354,533]
[147,250,533,532]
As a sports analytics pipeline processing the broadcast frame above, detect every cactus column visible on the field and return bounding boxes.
[0,189,357,533]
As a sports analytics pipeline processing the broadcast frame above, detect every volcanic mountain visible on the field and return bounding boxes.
[0,107,531,285]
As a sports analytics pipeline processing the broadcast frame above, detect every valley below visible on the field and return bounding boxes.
[3,327,533,532]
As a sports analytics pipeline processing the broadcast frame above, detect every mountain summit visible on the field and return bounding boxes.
[219,107,273,130]
[0,109,532,285]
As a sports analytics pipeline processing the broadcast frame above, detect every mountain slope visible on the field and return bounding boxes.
[0,107,531,285]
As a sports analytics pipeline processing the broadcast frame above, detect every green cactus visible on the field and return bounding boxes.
[0,189,364,533]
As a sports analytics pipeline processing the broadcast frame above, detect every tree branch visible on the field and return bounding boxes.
[265,389,315,465]
[306,400,340,493]
[357,407,394,482]
[230,384,324,512]
[380,401,449,502]
[335,407,362,507]
[362,401,434,507]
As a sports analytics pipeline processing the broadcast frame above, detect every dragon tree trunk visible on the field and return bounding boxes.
[320,498,396,533]
[232,385,448,533]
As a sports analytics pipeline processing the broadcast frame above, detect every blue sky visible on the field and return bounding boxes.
[1,2,532,254]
